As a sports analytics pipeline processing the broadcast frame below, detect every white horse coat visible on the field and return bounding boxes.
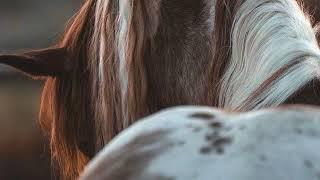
[80,106,320,180]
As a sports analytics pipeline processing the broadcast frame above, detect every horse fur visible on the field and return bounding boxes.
[80,105,320,180]
[0,0,320,178]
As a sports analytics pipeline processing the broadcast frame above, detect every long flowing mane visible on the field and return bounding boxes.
[0,0,319,179]
[218,0,320,110]
[40,0,98,177]
[35,0,320,178]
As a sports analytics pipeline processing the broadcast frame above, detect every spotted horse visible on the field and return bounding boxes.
[80,105,320,180]
[1,0,320,178]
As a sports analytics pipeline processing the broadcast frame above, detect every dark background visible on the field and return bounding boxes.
[0,0,81,179]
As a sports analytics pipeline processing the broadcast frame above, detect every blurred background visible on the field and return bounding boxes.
[0,0,81,179]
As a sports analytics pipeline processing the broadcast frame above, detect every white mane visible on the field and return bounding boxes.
[219,0,320,110]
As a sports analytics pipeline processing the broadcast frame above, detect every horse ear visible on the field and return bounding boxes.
[0,47,71,79]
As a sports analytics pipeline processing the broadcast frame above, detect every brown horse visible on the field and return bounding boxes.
[0,0,319,179]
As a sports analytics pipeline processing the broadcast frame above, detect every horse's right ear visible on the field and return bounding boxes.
[0,47,71,79]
